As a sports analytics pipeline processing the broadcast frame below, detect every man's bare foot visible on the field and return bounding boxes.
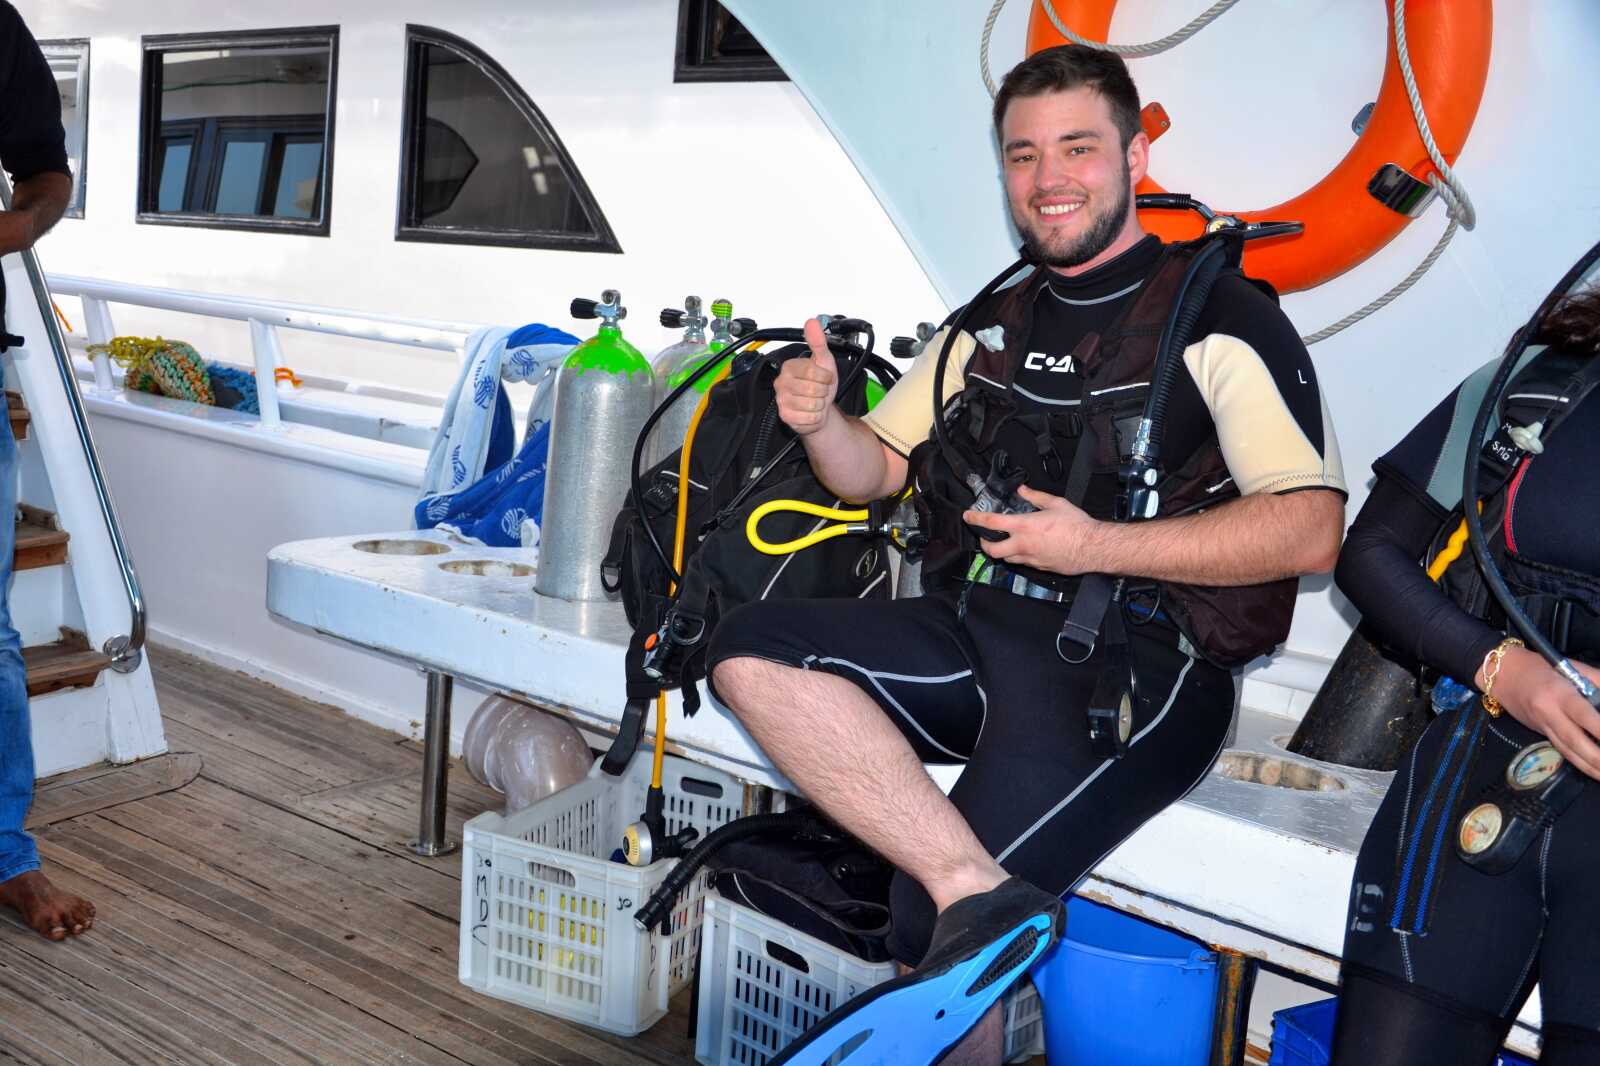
[0,870,95,940]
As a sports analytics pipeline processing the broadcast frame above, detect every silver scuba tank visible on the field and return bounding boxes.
[650,297,743,469]
[646,296,712,470]
[535,290,656,602]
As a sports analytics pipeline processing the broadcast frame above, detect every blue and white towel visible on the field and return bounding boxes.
[415,423,554,547]
[417,323,576,500]
[415,322,577,546]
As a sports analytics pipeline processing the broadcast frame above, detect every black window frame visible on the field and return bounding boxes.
[674,0,786,84]
[137,26,339,236]
[40,38,91,219]
[395,25,620,254]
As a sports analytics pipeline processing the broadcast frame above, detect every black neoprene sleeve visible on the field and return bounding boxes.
[1334,476,1503,688]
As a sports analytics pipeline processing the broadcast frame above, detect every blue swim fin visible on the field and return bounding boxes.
[770,911,1056,1066]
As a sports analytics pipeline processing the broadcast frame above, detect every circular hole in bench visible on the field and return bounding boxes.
[439,560,535,578]
[353,538,451,556]
[1213,752,1347,792]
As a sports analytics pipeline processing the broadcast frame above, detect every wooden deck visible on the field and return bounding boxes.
[1,646,696,1066]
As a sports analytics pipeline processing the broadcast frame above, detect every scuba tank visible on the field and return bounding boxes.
[646,296,712,469]
[649,298,753,467]
[535,290,656,602]
[1288,624,1432,771]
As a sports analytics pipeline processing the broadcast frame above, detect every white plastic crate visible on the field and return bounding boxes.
[695,895,1047,1066]
[458,752,742,1035]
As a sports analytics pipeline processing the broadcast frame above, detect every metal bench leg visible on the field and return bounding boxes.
[1210,948,1259,1066]
[410,670,458,857]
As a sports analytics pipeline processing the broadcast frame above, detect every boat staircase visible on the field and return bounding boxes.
[2,178,164,779]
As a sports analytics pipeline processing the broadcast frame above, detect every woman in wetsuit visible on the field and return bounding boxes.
[1329,287,1600,1066]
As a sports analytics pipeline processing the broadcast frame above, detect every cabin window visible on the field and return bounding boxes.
[137,27,338,235]
[41,40,89,218]
[396,26,619,253]
[674,1,786,83]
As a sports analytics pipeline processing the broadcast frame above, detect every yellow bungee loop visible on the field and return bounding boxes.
[745,499,873,555]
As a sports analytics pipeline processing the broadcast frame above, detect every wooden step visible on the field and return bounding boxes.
[14,504,69,571]
[7,389,29,441]
[23,628,111,697]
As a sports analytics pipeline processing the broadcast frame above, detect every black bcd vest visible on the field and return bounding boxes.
[910,240,1297,668]
[1430,348,1600,662]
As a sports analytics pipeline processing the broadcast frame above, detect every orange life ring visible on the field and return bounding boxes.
[1026,0,1491,293]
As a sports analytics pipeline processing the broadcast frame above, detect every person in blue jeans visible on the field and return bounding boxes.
[0,0,92,940]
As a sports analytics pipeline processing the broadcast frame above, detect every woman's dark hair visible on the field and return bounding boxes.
[992,45,1141,148]
[1534,288,1600,357]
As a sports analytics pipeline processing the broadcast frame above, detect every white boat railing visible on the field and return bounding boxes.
[45,274,482,430]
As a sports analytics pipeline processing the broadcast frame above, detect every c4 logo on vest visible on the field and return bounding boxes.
[1023,352,1076,373]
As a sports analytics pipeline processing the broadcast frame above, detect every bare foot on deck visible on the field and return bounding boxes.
[0,870,95,940]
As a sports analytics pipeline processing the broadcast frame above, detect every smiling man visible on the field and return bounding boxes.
[708,46,1346,1064]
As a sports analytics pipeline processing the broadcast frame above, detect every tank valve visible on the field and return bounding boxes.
[891,322,937,359]
[819,314,872,338]
[660,295,707,331]
[571,289,627,326]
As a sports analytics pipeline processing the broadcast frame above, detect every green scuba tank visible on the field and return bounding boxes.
[536,290,656,602]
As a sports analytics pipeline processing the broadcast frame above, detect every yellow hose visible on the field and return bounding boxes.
[652,354,740,791]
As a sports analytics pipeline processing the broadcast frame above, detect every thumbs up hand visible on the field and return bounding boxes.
[774,318,840,437]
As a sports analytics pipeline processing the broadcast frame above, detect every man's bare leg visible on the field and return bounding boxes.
[716,657,1014,1064]
[712,656,1006,918]
[0,869,94,940]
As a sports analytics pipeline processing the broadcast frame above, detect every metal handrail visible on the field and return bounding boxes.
[2,179,145,672]
[46,274,480,353]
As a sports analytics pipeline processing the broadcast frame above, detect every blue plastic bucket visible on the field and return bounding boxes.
[1269,997,1537,1066]
[1034,897,1220,1066]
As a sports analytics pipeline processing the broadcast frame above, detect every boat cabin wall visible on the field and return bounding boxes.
[18,0,944,398]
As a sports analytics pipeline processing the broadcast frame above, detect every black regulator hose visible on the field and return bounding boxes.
[1143,236,1232,457]
[1462,237,1600,707]
[632,810,829,933]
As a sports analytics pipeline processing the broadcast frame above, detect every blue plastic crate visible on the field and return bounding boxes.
[1269,997,1536,1065]
[1269,999,1336,1066]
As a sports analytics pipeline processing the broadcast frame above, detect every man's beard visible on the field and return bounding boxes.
[1016,166,1132,270]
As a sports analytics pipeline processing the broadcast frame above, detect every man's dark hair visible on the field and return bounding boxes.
[992,45,1142,149]
[1535,288,1600,358]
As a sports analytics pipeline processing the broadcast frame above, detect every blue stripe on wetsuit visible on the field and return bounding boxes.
[1391,712,1475,930]
[1412,713,1486,932]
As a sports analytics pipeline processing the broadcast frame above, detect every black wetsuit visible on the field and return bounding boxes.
[707,237,1345,965]
[1332,365,1600,1066]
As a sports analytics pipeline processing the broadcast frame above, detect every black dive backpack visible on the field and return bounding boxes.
[599,337,900,773]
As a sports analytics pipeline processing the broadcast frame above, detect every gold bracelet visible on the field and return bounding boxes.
[1479,637,1525,718]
